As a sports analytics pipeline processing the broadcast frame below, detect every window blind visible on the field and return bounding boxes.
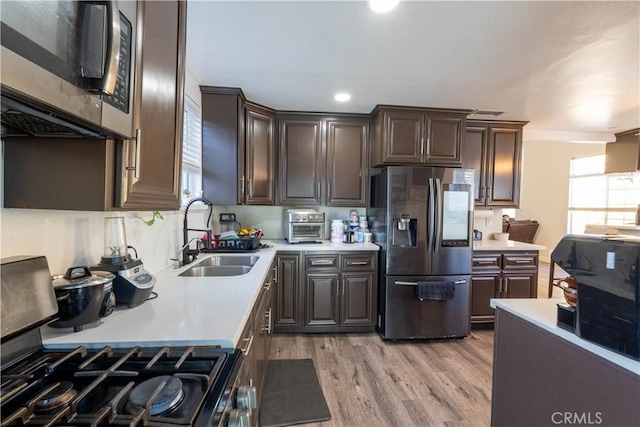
[183,96,201,173]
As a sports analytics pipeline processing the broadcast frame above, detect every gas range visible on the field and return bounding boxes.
[0,344,240,426]
[0,256,253,427]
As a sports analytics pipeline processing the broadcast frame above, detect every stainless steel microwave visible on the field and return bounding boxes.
[0,1,136,139]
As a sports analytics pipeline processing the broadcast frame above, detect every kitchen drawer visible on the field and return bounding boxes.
[502,253,538,271]
[472,254,502,271]
[305,254,339,271]
[341,253,376,272]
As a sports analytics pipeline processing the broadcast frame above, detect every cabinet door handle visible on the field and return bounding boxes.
[242,335,254,355]
[125,129,141,178]
[503,279,508,295]
[311,259,334,266]
[426,137,430,155]
[328,182,331,198]
[263,308,272,334]
[336,280,340,296]
[272,266,278,284]
[420,137,425,155]
[263,280,271,291]
[317,182,321,199]
[240,175,245,197]
[247,177,253,197]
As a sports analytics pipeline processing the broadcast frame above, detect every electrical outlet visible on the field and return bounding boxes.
[606,252,615,269]
[486,217,493,226]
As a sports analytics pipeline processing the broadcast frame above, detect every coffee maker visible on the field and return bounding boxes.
[92,217,156,308]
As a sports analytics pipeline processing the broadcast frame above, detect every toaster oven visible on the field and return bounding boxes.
[284,209,325,243]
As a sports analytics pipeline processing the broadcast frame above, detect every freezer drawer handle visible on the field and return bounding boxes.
[395,280,466,286]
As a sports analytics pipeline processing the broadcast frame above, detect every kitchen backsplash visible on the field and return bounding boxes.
[0,204,358,274]
[472,209,504,239]
[1,208,184,275]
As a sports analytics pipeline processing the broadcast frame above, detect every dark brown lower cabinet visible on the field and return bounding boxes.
[302,252,376,333]
[237,259,274,427]
[305,273,339,327]
[274,251,377,333]
[471,251,538,324]
[273,253,303,332]
[340,272,376,326]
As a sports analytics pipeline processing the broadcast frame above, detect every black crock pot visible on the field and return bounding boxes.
[50,266,116,332]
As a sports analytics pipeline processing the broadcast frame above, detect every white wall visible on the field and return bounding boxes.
[516,140,605,262]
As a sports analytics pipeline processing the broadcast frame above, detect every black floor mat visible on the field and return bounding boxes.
[259,359,331,427]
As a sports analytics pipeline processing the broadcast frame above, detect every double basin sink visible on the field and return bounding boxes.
[179,255,259,277]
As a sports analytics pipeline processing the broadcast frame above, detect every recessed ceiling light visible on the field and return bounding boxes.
[334,93,351,102]
[369,0,399,13]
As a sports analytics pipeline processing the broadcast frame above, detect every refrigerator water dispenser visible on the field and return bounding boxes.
[392,215,417,247]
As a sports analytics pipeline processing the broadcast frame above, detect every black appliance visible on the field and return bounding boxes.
[0,256,254,427]
[0,0,135,138]
[50,267,116,332]
[369,166,475,340]
[551,234,640,360]
[92,217,156,308]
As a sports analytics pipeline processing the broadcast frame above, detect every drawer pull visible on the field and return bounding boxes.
[349,261,369,266]
[476,261,496,265]
[263,281,271,291]
[512,260,532,264]
[311,259,334,266]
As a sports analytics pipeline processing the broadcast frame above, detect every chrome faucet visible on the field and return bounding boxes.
[182,197,214,266]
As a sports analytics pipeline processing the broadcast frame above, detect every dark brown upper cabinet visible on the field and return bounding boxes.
[278,115,324,205]
[325,118,369,206]
[201,87,276,205]
[244,102,276,205]
[463,120,528,208]
[118,0,186,210]
[3,0,187,211]
[278,114,369,207]
[370,105,472,167]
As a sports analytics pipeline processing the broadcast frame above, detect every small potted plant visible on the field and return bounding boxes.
[183,188,191,200]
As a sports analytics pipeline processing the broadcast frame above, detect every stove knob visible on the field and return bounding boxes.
[236,385,257,410]
[227,409,250,427]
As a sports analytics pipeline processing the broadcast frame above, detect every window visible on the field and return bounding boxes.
[567,154,639,234]
[181,95,202,204]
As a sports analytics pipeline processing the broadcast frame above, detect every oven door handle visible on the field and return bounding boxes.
[395,280,467,286]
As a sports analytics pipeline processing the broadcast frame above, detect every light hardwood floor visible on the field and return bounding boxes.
[268,261,561,427]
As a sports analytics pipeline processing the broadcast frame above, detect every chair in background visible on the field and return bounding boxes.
[502,217,540,244]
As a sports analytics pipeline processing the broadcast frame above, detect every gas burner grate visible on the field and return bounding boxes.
[1,345,228,426]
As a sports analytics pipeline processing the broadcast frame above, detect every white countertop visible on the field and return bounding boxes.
[41,240,379,350]
[490,298,640,375]
[473,239,545,251]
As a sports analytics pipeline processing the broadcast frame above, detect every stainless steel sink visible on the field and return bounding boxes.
[193,255,259,267]
[178,255,259,277]
[179,265,253,277]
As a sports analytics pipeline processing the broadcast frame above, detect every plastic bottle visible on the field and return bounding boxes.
[331,220,345,243]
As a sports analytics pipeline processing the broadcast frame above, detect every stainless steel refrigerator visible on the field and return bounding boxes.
[369,166,475,339]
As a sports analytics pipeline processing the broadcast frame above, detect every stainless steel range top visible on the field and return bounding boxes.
[0,345,237,426]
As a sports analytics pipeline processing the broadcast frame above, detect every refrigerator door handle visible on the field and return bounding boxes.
[427,178,436,251]
[395,280,467,286]
[434,178,442,252]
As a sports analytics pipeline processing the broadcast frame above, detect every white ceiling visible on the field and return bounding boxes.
[186,1,640,140]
